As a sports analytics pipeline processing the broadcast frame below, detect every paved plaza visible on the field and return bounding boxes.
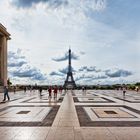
[0,90,140,139]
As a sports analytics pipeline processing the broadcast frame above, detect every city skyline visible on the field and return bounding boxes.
[0,0,140,85]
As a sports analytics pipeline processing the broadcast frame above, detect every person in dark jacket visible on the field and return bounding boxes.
[24,86,27,93]
[123,87,126,97]
[48,86,52,98]
[3,86,10,101]
[39,87,43,96]
[53,85,58,98]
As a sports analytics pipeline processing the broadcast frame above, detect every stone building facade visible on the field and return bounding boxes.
[0,24,10,87]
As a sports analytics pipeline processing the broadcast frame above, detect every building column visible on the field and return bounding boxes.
[3,36,7,86]
[0,24,11,88]
[0,36,7,86]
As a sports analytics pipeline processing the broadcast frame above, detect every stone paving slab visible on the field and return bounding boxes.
[0,105,59,126]
[76,105,140,127]
[73,97,115,103]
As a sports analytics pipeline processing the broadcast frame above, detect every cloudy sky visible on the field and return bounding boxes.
[0,0,140,85]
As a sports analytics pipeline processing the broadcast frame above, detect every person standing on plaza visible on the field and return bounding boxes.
[24,86,27,93]
[82,86,85,91]
[123,87,126,97]
[136,86,139,93]
[39,87,43,96]
[48,86,52,98]
[3,86,10,102]
[82,86,85,94]
[59,86,63,94]
[13,86,16,94]
[53,85,58,98]
[30,86,32,92]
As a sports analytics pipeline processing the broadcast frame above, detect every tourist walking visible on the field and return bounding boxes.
[53,85,58,98]
[39,87,43,96]
[30,86,33,92]
[48,86,52,98]
[85,86,87,92]
[123,87,126,97]
[3,86,10,101]
[82,86,85,92]
[13,86,16,94]
[24,86,27,93]
[136,86,139,93]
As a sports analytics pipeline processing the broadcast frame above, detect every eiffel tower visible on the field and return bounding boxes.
[63,49,76,89]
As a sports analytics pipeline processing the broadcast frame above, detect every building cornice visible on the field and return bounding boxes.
[0,23,11,40]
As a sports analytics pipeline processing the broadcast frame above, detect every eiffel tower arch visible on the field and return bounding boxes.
[63,49,76,89]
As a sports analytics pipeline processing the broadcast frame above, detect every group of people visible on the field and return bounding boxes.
[39,86,63,98]
[119,86,139,97]
[1,85,63,102]
[48,86,63,98]
[2,85,140,102]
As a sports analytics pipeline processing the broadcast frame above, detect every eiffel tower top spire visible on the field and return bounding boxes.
[68,49,71,72]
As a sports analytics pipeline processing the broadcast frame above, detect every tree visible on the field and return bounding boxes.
[7,78,12,86]
[136,82,140,86]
